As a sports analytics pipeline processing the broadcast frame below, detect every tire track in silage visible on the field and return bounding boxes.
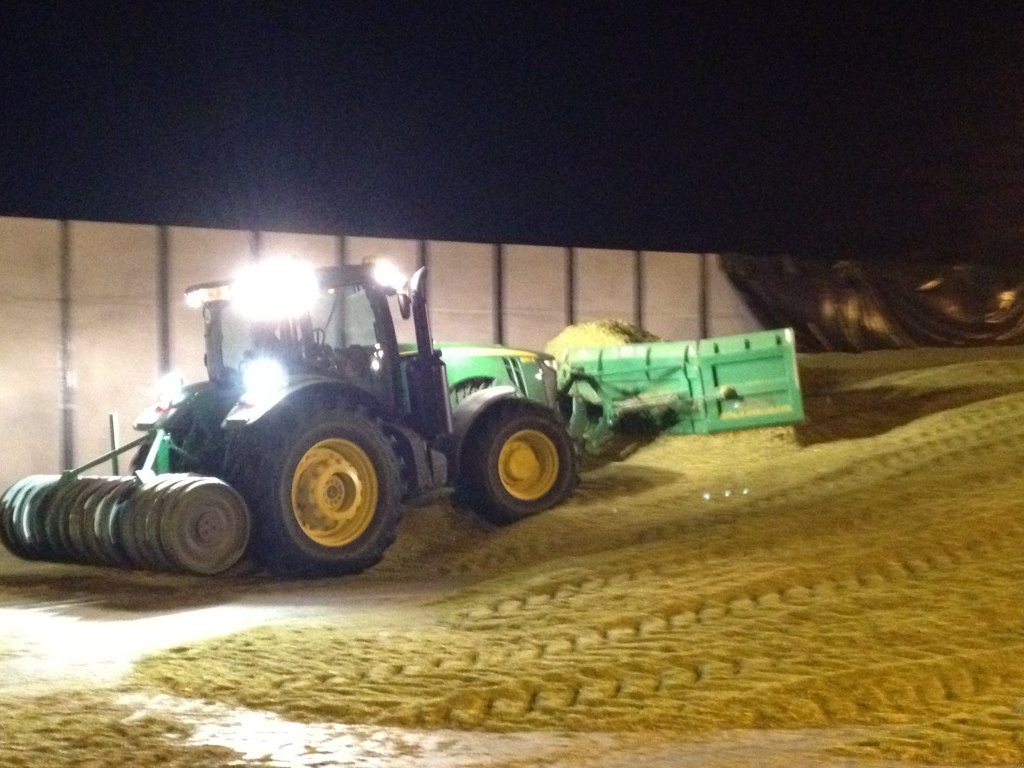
[381,395,1024,729]
[452,393,1024,634]
[246,390,1024,732]
[450,391,1024,582]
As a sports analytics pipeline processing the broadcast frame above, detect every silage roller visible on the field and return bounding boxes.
[0,431,250,575]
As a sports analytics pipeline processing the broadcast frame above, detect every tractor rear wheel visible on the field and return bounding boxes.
[457,402,577,525]
[240,408,403,575]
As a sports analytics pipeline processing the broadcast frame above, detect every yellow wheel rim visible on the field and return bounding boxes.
[497,429,560,501]
[291,438,378,547]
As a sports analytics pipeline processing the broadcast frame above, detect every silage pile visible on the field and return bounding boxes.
[122,346,1024,765]
[543,319,660,360]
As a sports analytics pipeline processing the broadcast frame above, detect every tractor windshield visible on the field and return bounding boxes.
[203,283,384,384]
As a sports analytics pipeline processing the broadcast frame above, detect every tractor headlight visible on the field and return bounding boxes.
[241,357,288,404]
[233,257,319,320]
[156,372,187,411]
[135,371,189,427]
[371,259,408,292]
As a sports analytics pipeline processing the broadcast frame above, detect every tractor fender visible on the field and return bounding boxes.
[222,376,386,429]
[448,385,525,476]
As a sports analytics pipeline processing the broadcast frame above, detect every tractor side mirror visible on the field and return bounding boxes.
[397,293,411,320]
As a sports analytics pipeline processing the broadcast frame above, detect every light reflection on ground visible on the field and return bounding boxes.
[120,692,618,767]
[119,691,967,768]
[0,603,285,693]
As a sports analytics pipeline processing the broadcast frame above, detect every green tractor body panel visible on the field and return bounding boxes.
[430,342,558,408]
[553,328,803,453]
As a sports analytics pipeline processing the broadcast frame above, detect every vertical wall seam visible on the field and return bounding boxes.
[633,250,644,329]
[493,243,504,344]
[337,234,348,266]
[565,246,576,326]
[58,220,74,469]
[156,226,171,373]
[699,252,709,339]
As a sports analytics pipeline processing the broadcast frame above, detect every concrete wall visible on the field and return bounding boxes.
[504,245,567,351]
[0,216,762,493]
[0,218,62,480]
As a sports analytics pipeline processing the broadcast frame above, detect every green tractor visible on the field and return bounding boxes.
[0,258,804,577]
[1,259,578,576]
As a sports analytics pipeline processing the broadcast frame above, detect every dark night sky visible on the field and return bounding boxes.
[2,4,1023,261]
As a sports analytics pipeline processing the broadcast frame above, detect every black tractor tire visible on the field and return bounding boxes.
[456,402,578,526]
[237,407,404,576]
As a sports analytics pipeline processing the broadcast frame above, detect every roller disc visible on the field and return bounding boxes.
[65,478,105,563]
[140,475,194,572]
[158,476,250,575]
[21,477,63,560]
[126,475,185,571]
[122,479,154,569]
[118,482,147,569]
[102,481,140,568]
[0,478,26,551]
[1,477,39,560]
[59,481,108,565]
[10,477,46,559]
[91,481,137,573]
[75,478,123,566]
[43,480,90,562]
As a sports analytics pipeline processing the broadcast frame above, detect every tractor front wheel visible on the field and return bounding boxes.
[457,403,577,525]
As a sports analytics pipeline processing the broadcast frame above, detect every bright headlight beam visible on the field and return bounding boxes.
[157,372,186,406]
[233,258,319,320]
[371,259,408,292]
[242,358,288,404]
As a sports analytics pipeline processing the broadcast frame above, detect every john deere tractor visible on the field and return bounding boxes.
[0,258,804,577]
[1,259,577,576]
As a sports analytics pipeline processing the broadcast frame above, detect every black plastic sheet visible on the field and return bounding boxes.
[720,255,1024,352]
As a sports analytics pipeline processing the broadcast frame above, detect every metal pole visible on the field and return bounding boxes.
[108,412,120,474]
[59,220,75,470]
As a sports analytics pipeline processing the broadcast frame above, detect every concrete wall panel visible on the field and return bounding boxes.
[168,226,253,384]
[260,230,339,267]
[0,217,62,490]
[642,251,702,340]
[69,221,160,464]
[428,241,494,344]
[575,248,637,324]
[504,245,566,350]
[344,237,418,270]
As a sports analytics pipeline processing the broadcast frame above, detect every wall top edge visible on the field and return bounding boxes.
[0,214,711,259]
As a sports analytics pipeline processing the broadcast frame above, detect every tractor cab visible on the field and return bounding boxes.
[186,260,403,412]
[180,259,452,446]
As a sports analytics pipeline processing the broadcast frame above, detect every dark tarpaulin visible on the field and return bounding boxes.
[720,255,1024,352]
